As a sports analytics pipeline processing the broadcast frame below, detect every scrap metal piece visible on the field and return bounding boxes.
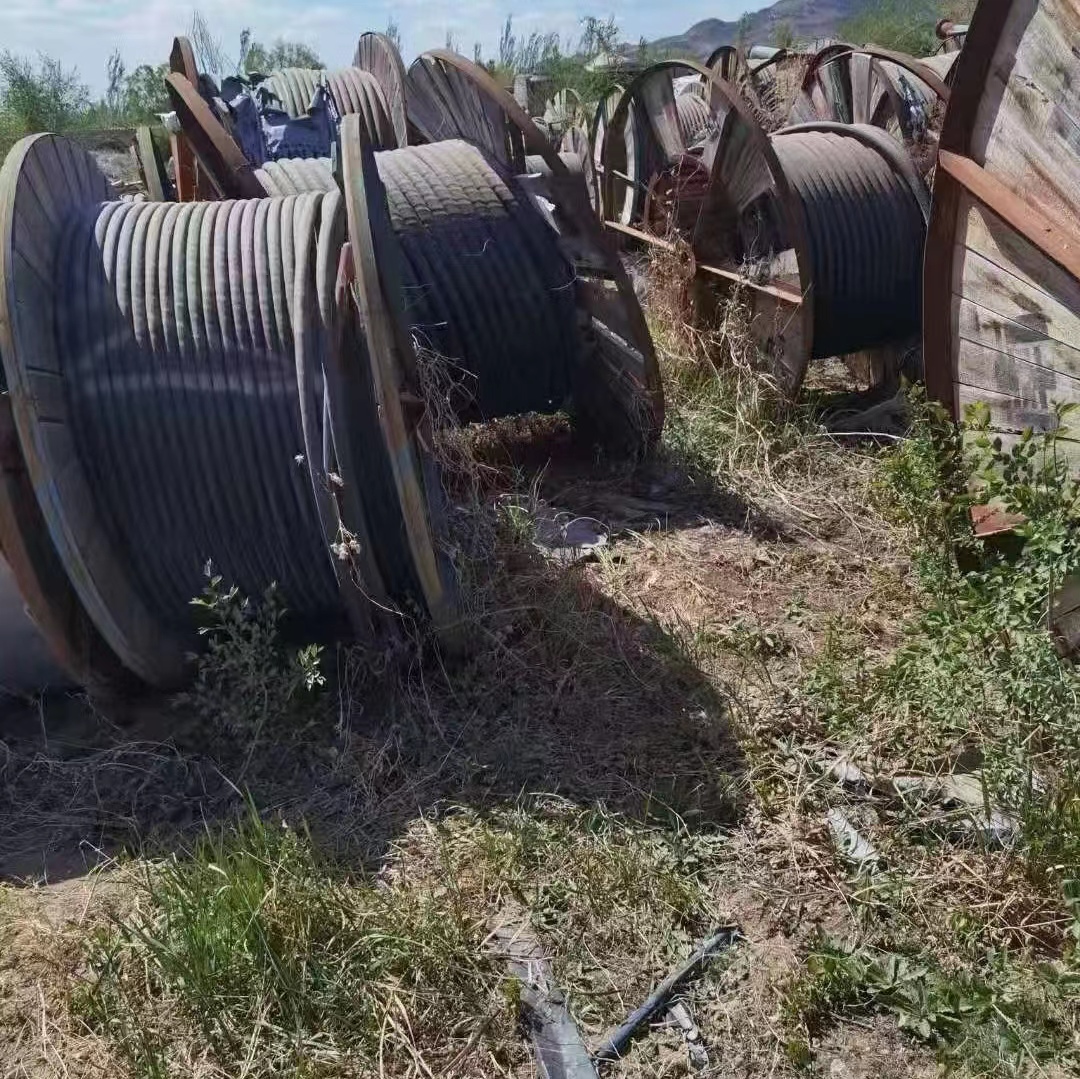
[491,913,599,1079]
[592,926,739,1063]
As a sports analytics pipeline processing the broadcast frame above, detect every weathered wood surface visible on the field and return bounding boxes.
[926,0,1080,441]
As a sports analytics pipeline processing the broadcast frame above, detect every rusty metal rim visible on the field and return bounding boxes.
[922,0,1018,414]
[798,43,951,106]
[164,72,267,199]
[418,49,663,421]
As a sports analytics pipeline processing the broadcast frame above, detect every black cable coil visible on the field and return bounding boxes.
[57,192,353,635]
[259,141,583,420]
[770,127,927,359]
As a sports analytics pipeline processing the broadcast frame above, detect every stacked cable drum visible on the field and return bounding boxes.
[262,143,584,421]
[0,134,403,687]
[378,141,579,419]
[690,93,930,395]
[771,125,927,359]
[265,67,397,148]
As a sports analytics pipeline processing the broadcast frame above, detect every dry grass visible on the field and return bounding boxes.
[1,246,1077,1078]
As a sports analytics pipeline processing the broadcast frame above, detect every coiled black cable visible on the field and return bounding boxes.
[57,193,347,633]
[378,141,581,419]
[771,125,927,358]
[258,141,582,420]
[265,67,397,148]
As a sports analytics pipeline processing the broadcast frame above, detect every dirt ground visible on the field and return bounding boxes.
[0,410,951,1078]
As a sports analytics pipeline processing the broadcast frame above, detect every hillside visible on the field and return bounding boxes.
[652,0,868,57]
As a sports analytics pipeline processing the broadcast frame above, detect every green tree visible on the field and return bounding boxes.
[123,63,170,120]
[243,38,323,74]
[0,51,89,137]
[735,13,754,46]
[385,18,402,53]
[839,0,939,55]
[771,20,796,48]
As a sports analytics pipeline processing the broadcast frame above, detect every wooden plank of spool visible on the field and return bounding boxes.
[169,37,200,201]
[923,0,1080,436]
[164,73,267,200]
[0,134,189,686]
[922,0,1080,654]
[354,31,410,147]
[134,126,172,202]
[338,115,458,636]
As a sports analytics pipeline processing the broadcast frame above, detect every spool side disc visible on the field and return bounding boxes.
[354,31,410,148]
[0,134,189,686]
[692,86,815,396]
[338,116,458,634]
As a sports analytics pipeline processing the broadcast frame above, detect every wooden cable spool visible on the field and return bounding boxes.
[166,31,408,204]
[789,44,951,178]
[0,132,446,687]
[262,38,405,151]
[402,51,662,439]
[689,82,929,396]
[924,0,1080,450]
[601,60,733,239]
[259,134,652,432]
[922,0,1080,650]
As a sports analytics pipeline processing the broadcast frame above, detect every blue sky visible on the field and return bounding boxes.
[2,1,751,95]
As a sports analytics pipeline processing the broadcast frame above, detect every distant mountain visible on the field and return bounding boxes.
[651,0,870,58]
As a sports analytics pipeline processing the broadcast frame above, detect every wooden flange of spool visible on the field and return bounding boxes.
[687,85,815,396]
[789,44,950,176]
[354,31,410,147]
[403,50,663,445]
[0,134,186,687]
[338,116,458,635]
[590,85,636,224]
[601,60,738,240]
[169,36,202,201]
[922,0,1080,653]
[923,0,1080,449]
[165,71,267,199]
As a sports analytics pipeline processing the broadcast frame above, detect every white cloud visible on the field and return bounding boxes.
[0,0,747,95]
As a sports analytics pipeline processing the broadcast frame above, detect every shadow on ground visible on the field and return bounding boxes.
[0,437,751,884]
